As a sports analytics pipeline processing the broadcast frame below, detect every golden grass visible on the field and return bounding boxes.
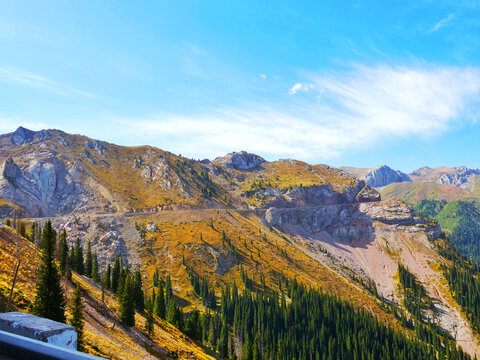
[0,225,215,360]
[134,209,404,332]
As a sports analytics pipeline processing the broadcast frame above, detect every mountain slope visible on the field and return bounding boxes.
[381,181,471,203]
[414,200,480,264]
[2,127,480,357]
[0,225,214,359]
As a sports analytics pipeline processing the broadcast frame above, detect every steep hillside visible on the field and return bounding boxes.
[0,225,215,360]
[414,200,480,264]
[381,181,470,203]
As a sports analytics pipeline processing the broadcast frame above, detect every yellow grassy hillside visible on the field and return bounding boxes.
[0,225,214,360]
[132,209,403,331]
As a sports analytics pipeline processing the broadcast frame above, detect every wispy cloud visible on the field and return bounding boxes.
[428,13,455,33]
[0,66,93,98]
[289,82,313,94]
[259,74,267,79]
[113,63,480,162]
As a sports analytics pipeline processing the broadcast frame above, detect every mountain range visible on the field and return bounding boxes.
[2,127,480,358]
[342,164,480,203]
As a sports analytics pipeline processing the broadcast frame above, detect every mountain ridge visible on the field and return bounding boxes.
[2,127,480,358]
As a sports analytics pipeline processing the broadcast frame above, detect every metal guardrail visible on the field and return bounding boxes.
[0,330,106,360]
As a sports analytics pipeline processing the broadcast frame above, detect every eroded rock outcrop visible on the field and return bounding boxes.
[214,151,265,171]
[263,198,439,243]
[246,181,380,209]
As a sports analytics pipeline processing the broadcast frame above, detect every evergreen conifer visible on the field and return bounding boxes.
[32,221,66,323]
[59,229,68,275]
[69,284,85,350]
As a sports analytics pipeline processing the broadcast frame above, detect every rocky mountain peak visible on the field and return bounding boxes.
[359,165,411,188]
[214,151,265,171]
[437,167,480,190]
[409,166,431,176]
[10,126,35,145]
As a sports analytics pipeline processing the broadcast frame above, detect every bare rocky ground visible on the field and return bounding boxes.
[267,201,480,358]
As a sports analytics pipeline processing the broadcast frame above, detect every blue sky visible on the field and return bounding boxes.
[1,1,480,172]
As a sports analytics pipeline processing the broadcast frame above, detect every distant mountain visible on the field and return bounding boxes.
[379,166,480,203]
[341,165,411,188]
[410,166,480,192]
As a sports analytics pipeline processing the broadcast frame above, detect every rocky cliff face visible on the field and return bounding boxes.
[244,180,380,209]
[359,165,411,187]
[0,155,96,217]
[263,198,439,244]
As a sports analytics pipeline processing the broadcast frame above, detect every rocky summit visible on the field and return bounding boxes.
[343,165,411,188]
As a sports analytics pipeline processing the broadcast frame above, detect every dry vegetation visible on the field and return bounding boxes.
[133,209,404,332]
[0,225,215,360]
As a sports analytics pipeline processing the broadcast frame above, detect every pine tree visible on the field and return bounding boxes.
[119,273,135,327]
[173,305,184,330]
[103,264,111,289]
[111,256,121,293]
[74,239,84,275]
[117,267,127,296]
[59,229,68,275]
[18,220,26,238]
[134,269,145,312]
[69,284,85,350]
[92,252,100,282]
[154,281,166,319]
[253,334,261,360]
[230,333,237,359]
[165,275,173,305]
[85,241,92,278]
[40,224,56,251]
[276,339,284,360]
[167,299,176,324]
[29,222,37,244]
[32,221,66,323]
[243,334,253,360]
[69,246,76,272]
[145,298,154,337]
[186,309,201,341]
[219,321,229,358]
[65,258,72,282]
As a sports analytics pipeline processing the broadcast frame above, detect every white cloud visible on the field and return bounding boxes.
[428,13,455,32]
[0,66,93,98]
[114,64,480,162]
[289,82,313,94]
[259,74,267,79]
